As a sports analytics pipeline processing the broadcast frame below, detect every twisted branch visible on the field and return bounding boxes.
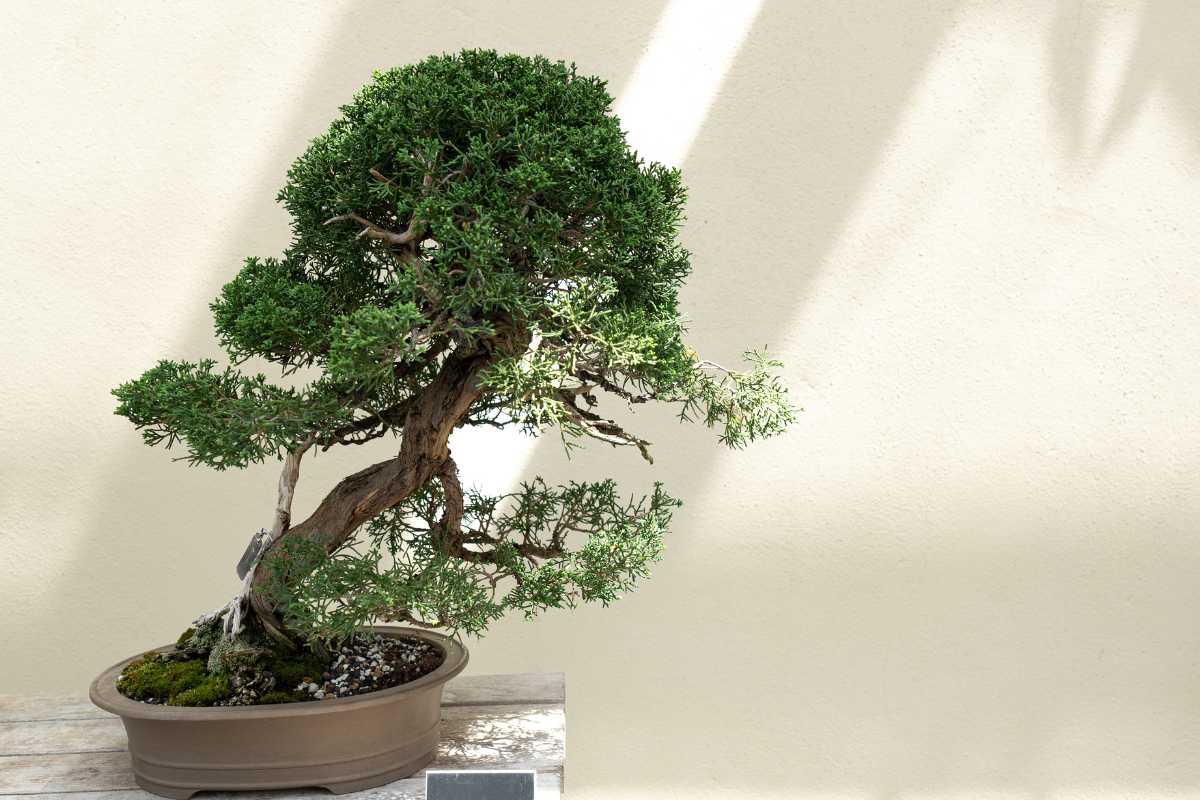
[556,391,653,463]
[434,457,565,563]
[324,211,425,246]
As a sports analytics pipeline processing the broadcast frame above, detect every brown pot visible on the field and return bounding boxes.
[89,626,468,799]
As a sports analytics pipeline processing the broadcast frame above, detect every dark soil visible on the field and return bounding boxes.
[117,634,445,706]
[295,635,445,701]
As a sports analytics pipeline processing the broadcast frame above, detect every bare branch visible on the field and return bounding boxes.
[225,433,317,641]
[556,391,654,463]
[697,359,734,375]
[386,609,444,629]
[576,368,652,403]
[368,167,399,188]
[324,211,424,246]
[461,416,509,429]
[320,397,412,451]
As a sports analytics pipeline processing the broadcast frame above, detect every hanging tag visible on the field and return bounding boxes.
[236,529,271,580]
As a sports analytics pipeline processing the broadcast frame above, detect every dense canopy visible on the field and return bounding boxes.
[114,50,794,649]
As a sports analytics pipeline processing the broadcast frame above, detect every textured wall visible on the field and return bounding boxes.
[3,2,1199,798]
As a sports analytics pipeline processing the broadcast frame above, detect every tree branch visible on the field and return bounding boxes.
[435,457,565,563]
[556,391,654,463]
[324,211,424,246]
[576,368,653,404]
[319,396,415,451]
[224,433,316,640]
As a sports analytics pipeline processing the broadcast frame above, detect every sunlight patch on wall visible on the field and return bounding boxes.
[615,0,765,166]
[450,0,765,494]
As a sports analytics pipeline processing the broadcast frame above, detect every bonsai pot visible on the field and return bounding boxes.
[89,627,468,799]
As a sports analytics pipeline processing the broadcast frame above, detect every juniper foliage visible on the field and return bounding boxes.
[113,50,795,644]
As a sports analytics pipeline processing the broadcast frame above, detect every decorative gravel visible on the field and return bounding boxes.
[295,636,444,700]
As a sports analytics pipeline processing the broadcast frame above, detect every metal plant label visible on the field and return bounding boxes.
[426,769,536,800]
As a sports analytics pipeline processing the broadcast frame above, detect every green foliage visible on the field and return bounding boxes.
[261,479,679,643]
[476,344,574,432]
[259,537,502,647]
[679,350,797,448]
[502,482,675,614]
[326,300,426,391]
[114,49,792,470]
[113,49,796,648]
[113,360,350,469]
[211,256,337,369]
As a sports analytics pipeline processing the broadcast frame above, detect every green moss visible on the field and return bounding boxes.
[207,635,270,674]
[256,689,309,705]
[117,653,233,706]
[175,627,196,648]
[265,651,327,690]
[192,617,224,648]
[117,621,332,706]
[117,655,208,702]
[169,674,232,706]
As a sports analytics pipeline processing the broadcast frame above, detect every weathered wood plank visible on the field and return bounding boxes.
[0,717,126,756]
[0,705,564,762]
[0,696,111,724]
[0,771,562,800]
[441,672,564,706]
[0,701,564,795]
[0,672,564,723]
[438,705,565,770]
[0,751,136,793]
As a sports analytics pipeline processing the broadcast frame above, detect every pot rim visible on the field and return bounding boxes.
[89,625,468,721]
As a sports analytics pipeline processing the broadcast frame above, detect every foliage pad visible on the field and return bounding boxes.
[113,50,795,646]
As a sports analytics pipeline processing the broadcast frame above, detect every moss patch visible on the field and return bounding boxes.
[265,651,327,692]
[116,655,231,705]
[231,649,327,705]
[170,674,232,706]
[175,627,196,648]
[257,689,308,704]
[117,649,330,706]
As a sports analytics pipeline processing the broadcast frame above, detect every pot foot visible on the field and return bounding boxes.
[321,751,436,794]
[133,775,197,800]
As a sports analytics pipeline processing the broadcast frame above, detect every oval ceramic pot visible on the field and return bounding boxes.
[89,626,468,799]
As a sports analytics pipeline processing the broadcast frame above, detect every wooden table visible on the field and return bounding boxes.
[0,673,565,799]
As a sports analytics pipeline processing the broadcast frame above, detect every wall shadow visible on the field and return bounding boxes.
[28,0,666,689]
[1049,0,1200,157]
[21,1,1200,798]
[463,0,973,796]
[464,1,1200,798]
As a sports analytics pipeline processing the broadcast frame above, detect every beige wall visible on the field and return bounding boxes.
[4,2,1200,797]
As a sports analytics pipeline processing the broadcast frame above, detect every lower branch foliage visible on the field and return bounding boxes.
[258,479,678,645]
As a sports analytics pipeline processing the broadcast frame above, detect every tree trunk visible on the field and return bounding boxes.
[247,348,494,640]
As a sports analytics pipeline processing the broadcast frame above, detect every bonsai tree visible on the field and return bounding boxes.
[114,50,794,671]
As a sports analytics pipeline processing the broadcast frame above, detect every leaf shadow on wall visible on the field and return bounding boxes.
[1049,0,1200,157]
[43,0,668,687]
[461,1,1200,797]
[45,1,1200,797]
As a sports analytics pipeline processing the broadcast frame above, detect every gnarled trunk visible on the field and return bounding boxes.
[248,348,494,642]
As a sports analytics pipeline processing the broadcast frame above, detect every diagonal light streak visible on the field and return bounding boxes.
[451,0,765,493]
